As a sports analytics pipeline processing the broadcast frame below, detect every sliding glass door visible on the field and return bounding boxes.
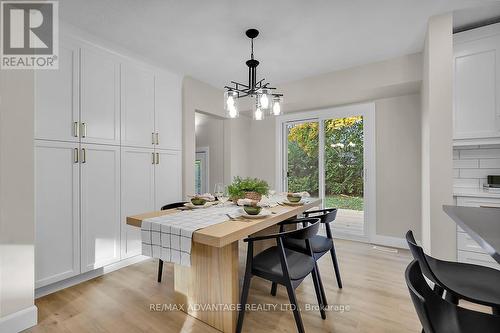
[285,120,320,198]
[323,116,364,237]
[280,104,373,241]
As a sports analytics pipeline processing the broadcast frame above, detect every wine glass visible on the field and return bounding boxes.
[214,183,224,199]
[218,186,229,206]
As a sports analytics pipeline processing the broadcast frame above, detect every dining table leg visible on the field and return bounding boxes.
[174,241,239,333]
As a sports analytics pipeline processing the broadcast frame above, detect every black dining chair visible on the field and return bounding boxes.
[270,208,342,303]
[406,260,500,333]
[236,218,326,333]
[157,202,187,282]
[406,230,500,314]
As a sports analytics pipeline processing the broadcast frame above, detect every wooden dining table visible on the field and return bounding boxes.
[126,198,321,333]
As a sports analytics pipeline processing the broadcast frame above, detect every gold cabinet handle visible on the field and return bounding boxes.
[81,148,86,163]
[152,152,155,164]
[81,123,87,138]
[73,122,80,137]
[156,152,159,164]
[155,133,159,145]
[152,133,155,145]
[73,148,79,163]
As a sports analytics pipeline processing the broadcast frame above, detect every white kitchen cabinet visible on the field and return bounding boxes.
[155,149,182,210]
[155,72,182,150]
[121,147,155,258]
[35,39,79,142]
[81,45,120,145]
[80,144,121,271]
[121,63,155,148]
[455,196,500,270]
[35,141,80,288]
[454,24,500,145]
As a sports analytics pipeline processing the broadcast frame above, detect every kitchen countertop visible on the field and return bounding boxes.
[444,205,500,264]
[453,187,500,198]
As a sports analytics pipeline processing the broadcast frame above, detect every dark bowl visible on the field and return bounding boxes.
[191,198,207,206]
[243,205,262,215]
[287,195,302,203]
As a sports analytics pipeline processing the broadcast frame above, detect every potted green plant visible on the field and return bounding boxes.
[228,177,269,202]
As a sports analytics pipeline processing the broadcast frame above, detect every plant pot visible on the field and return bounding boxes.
[244,191,262,202]
[243,205,262,215]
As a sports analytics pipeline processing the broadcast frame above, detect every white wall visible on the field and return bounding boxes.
[0,70,37,330]
[375,94,421,239]
[421,13,455,259]
[183,76,253,195]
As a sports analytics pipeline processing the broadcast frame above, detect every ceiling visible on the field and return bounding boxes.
[60,0,499,88]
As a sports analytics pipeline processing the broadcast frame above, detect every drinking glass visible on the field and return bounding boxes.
[218,186,230,206]
[214,183,224,198]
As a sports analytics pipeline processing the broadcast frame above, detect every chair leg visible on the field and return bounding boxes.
[157,259,163,283]
[270,282,277,296]
[315,262,328,306]
[330,244,343,288]
[236,273,252,333]
[311,267,327,319]
[284,281,305,333]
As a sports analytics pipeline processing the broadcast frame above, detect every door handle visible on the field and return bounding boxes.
[81,123,87,138]
[156,152,159,164]
[73,148,79,163]
[81,148,86,163]
[73,122,80,137]
[155,133,159,145]
[152,133,155,145]
[152,152,155,164]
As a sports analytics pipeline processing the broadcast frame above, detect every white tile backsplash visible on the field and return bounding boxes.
[454,146,500,190]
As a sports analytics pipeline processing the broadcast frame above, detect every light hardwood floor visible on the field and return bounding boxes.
[28,239,421,333]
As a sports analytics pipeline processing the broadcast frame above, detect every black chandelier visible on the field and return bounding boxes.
[224,28,283,120]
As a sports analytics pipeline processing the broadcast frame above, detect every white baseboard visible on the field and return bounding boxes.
[0,305,37,333]
[370,235,408,249]
[35,255,150,299]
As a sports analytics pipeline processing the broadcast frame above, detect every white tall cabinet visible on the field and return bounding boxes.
[35,141,80,287]
[35,35,182,289]
[454,23,500,145]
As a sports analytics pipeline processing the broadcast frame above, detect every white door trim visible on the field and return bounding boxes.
[195,147,210,194]
[275,102,376,242]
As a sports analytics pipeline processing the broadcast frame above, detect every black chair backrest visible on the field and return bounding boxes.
[406,260,500,333]
[285,218,320,240]
[161,202,187,210]
[405,230,440,285]
[304,208,337,224]
[322,208,337,224]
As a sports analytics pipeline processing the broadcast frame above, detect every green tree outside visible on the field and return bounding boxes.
[287,116,364,211]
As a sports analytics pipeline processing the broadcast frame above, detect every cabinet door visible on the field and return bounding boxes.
[155,150,182,210]
[81,45,120,145]
[454,34,500,139]
[35,39,79,142]
[35,141,80,288]
[155,72,182,150]
[121,63,155,148]
[81,144,121,271]
[121,147,155,258]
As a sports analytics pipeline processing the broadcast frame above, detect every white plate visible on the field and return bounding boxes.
[238,208,272,219]
[184,202,216,209]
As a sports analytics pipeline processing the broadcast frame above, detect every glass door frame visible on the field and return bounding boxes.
[275,102,376,242]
